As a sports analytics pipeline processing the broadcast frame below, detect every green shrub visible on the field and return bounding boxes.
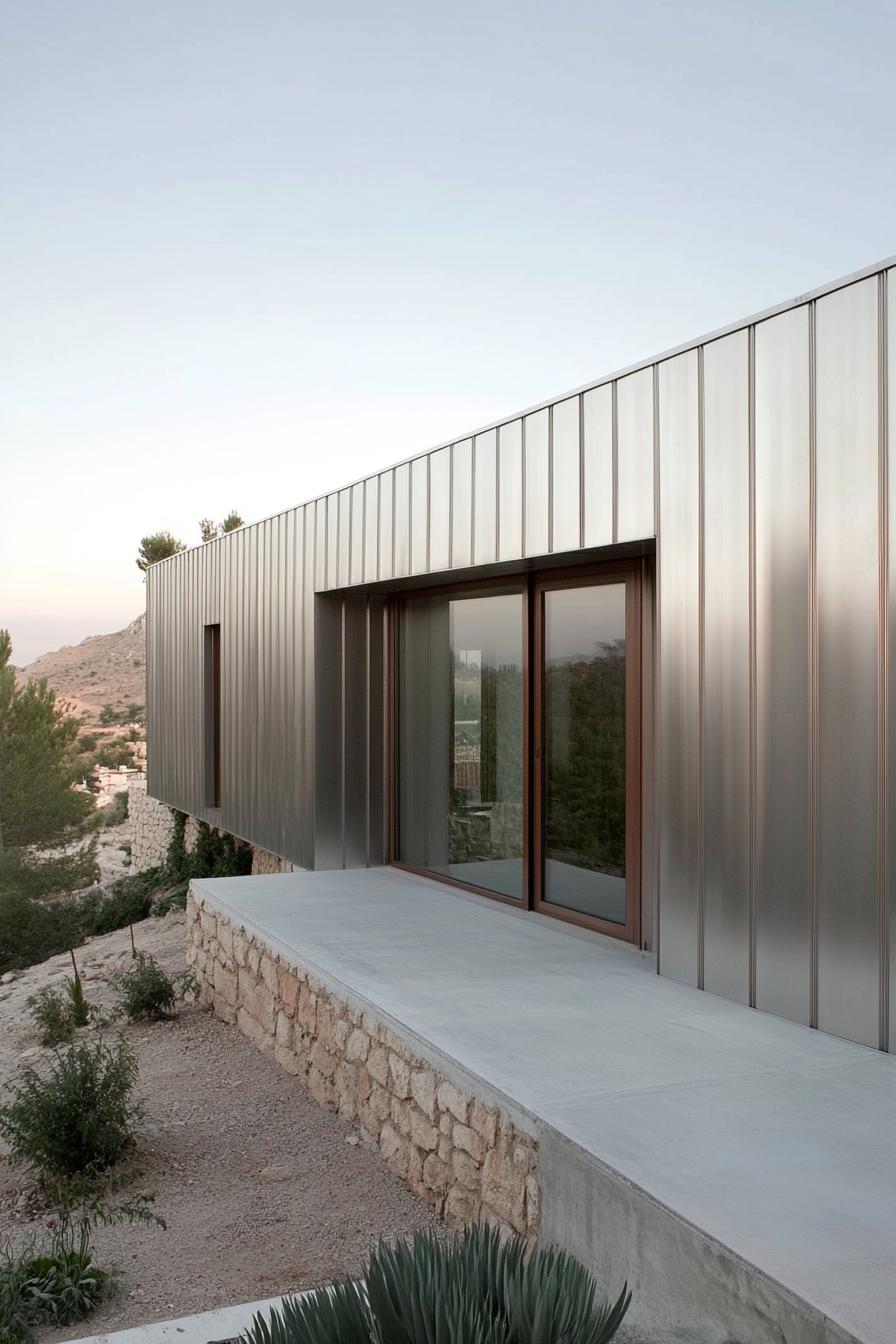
[26,977,91,1046]
[0,1040,141,1182]
[79,870,159,936]
[0,889,88,977]
[113,953,195,1021]
[154,881,189,916]
[245,1223,631,1344]
[104,791,129,827]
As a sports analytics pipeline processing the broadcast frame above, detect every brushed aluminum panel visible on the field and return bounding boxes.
[350,481,365,586]
[552,396,580,553]
[394,462,410,577]
[815,278,880,1048]
[452,439,473,568]
[364,476,379,583]
[378,471,394,582]
[429,447,450,572]
[524,408,549,557]
[326,493,339,590]
[617,367,655,543]
[474,429,497,565]
[338,488,351,588]
[302,503,316,867]
[657,350,700,987]
[702,330,750,1004]
[754,306,811,1024]
[343,595,370,868]
[583,384,613,548]
[367,595,387,865]
[890,270,896,1053]
[314,594,344,869]
[498,421,523,561]
[314,497,326,592]
[411,456,428,574]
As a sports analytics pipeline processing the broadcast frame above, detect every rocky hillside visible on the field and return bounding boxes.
[16,614,146,729]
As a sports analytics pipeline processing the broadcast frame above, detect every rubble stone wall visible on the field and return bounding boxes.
[187,889,539,1241]
[130,777,177,871]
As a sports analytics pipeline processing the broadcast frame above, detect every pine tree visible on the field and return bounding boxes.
[0,631,96,896]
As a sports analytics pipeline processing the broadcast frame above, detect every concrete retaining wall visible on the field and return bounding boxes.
[186,890,539,1241]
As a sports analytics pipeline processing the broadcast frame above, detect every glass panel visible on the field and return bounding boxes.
[398,591,524,900]
[543,583,626,922]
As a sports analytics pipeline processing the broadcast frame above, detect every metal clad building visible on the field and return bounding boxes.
[147,257,896,1052]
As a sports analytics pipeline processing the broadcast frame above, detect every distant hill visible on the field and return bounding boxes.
[16,615,146,730]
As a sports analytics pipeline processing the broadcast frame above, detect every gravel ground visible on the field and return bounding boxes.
[0,913,440,1341]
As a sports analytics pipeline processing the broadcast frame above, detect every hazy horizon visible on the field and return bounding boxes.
[4,1,895,664]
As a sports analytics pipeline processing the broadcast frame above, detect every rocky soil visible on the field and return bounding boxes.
[0,913,439,1340]
[15,614,146,731]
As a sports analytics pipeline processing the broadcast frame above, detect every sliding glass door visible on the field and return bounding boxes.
[396,588,525,901]
[534,574,640,940]
[393,564,641,940]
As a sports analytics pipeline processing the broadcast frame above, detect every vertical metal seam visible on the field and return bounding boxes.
[495,428,502,562]
[521,416,527,557]
[426,453,433,573]
[697,345,706,990]
[748,324,758,1009]
[547,404,554,553]
[340,596,347,868]
[652,362,661,972]
[470,436,477,568]
[390,469,397,580]
[879,270,890,1052]
[612,380,619,544]
[577,393,585,550]
[448,443,455,569]
[365,596,371,867]
[347,486,353,588]
[808,299,819,1030]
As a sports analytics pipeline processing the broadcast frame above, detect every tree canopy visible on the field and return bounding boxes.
[0,629,94,852]
[136,531,186,573]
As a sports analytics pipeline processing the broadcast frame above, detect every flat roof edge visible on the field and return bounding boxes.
[149,250,896,571]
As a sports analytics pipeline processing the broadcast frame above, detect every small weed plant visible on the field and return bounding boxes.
[27,971,92,1046]
[113,952,196,1021]
[0,1040,141,1182]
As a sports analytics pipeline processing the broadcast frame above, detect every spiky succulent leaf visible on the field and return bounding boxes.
[242,1280,369,1344]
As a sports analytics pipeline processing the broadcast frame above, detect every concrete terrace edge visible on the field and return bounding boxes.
[67,1292,297,1344]
[187,877,863,1344]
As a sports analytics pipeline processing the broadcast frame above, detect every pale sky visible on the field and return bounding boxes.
[2,0,894,664]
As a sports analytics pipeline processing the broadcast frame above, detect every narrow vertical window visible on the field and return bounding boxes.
[204,624,221,807]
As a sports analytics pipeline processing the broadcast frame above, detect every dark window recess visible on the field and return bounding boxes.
[204,624,221,807]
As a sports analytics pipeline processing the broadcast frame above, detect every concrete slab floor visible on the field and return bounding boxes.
[191,867,896,1344]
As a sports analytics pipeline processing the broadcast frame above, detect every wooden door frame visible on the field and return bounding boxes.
[386,560,642,944]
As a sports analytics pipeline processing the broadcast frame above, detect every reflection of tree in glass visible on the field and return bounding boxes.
[449,659,523,863]
[546,639,625,876]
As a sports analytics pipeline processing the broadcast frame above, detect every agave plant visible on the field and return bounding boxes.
[243,1223,630,1344]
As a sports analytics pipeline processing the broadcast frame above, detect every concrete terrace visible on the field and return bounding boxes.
[190,866,896,1344]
